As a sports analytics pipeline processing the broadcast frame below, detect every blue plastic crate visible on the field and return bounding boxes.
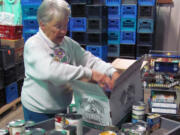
[108,18,121,31]
[21,0,42,5]
[86,32,107,45]
[108,6,121,18]
[86,5,107,18]
[137,18,154,33]
[22,4,40,17]
[23,16,39,29]
[86,45,108,61]
[120,44,136,58]
[87,18,107,33]
[70,17,86,32]
[5,82,18,104]
[121,18,136,31]
[23,29,38,42]
[108,44,120,57]
[138,0,155,6]
[108,31,121,44]
[106,0,121,6]
[138,6,155,18]
[137,33,153,45]
[121,4,137,18]
[120,31,136,44]
[70,0,87,3]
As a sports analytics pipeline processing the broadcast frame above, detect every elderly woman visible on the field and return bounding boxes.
[21,0,120,123]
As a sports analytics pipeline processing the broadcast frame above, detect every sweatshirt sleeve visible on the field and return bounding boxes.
[69,39,117,77]
[24,37,92,86]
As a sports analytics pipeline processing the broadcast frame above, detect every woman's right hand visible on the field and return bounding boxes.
[91,70,113,90]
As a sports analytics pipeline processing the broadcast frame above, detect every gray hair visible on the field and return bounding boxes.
[37,0,71,25]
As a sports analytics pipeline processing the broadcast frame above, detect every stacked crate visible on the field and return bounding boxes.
[136,0,156,57]
[69,0,108,61]
[21,0,42,42]
[0,38,24,106]
[120,0,137,59]
[106,0,121,58]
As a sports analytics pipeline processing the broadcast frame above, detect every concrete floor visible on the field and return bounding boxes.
[0,105,24,129]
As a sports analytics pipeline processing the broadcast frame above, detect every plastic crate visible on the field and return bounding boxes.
[0,25,23,40]
[106,0,121,6]
[86,5,107,18]
[107,6,121,18]
[137,18,154,33]
[0,69,4,89]
[120,44,136,58]
[71,4,86,17]
[121,18,136,31]
[108,44,120,57]
[0,46,15,70]
[70,0,87,3]
[22,16,39,30]
[108,18,121,31]
[136,46,152,57]
[87,0,106,4]
[21,0,42,5]
[122,0,137,4]
[138,6,155,18]
[22,4,40,17]
[71,32,86,44]
[138,0,155,6]
[87,18,107,33]
[86,45,107,61]
[5,82,18,104]
[108,31,121,44]
[137,33,153,46]
[121,4,137,18]
[120,31,136,44]
[4,67,17,86]
[23,29,38,42]
[86,32,107,45]
[0,88,6,107]
[69,17,86,32]
[16,62,25,81]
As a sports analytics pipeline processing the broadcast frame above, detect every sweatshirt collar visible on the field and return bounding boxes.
[39,28,64,49]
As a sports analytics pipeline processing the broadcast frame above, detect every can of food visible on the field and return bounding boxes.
[132,102,146,111]
[66,114,82,135]
[24,130,32,135]
[0,129,9,135]
[31,128,46,135]
[121,123,133,135]
[55,113,67,130]
[47,130,67,135]
[99,131,117,135]
[8,120,25,135]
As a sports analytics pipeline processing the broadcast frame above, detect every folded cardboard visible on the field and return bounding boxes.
[71,57,144,128]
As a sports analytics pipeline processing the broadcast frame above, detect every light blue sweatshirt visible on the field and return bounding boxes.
[21,28,117,114]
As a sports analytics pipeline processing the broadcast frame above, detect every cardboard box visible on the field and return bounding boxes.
[71,57,144,128]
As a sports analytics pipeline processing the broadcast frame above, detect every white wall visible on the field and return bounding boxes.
[155,0,180,53]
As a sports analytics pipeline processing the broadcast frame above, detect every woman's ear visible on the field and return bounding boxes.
[39,21,45,30]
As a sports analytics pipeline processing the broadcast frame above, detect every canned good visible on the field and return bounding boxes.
[8,120,25,135]
[99,131,117,135]
[24,130,32,135]
[0,129,9,135]
[31,128,46,135]
[66,114,82,135]
[47,130,67,135]
[132,102,145,111]
[121,123,133,134]
[55,113,67,130]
